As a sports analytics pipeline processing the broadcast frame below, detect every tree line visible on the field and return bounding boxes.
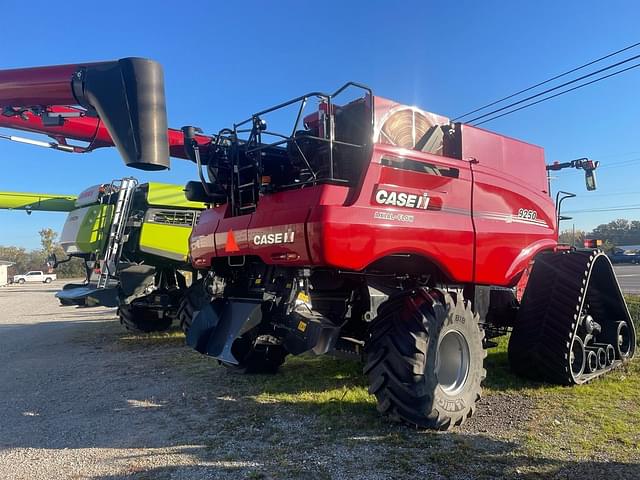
[559,218,640,252]
[0,228,86,278]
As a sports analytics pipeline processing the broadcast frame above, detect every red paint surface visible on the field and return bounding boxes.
[191,96,557,288]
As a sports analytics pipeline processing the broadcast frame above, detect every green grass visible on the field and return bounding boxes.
[625,294,640,334]
[115,294,640,477]
[224,296,640,465]
[482,335,640,462]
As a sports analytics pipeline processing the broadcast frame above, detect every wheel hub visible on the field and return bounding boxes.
[435,330,471,395]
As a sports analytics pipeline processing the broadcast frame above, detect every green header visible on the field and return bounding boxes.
[0,192,77,212]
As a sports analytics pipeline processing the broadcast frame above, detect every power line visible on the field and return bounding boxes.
[473,61,640,126]
[598,157,640,169]
[452,41,640,121]
[466,53,640,125]
[577,191,640,198]
[564,204,640,214]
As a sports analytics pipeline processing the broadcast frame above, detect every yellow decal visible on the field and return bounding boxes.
[297,321,307,332]
[297,292,310,304]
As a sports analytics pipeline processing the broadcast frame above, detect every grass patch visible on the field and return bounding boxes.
[109,296,640,474]
[118,328,185,346]
[482,331,640,463]
[524,359,640,461]
[173,319,639,463]
[625,294,640,337]
[242,355,379,426]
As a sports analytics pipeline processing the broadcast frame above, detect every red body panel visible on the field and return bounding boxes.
[191,96,557,288]
[462,125,557,285]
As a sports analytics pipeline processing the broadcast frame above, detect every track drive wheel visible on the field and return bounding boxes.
[364,288,485,430]
[118,304,173,333]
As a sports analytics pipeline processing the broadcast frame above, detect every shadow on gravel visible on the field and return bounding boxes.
[2,315,638,479]
[88,435,640,480]
[0,287,62,294]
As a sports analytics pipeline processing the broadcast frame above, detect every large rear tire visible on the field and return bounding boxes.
[364,288,485,430]
[118,304,173,333]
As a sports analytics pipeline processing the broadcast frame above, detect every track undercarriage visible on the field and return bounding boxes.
[509,249,636,384]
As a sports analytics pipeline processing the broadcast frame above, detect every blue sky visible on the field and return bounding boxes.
[1,0,639,249]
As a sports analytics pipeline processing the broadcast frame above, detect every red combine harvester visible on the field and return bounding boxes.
[0,61,635,430]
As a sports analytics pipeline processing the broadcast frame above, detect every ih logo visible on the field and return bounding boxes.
[374,189,430,210]
[253,230,295,246]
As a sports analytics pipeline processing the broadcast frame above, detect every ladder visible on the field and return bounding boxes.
[96,178,138,289]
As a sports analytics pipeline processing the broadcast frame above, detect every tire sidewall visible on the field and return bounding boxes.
[427,296,484,419]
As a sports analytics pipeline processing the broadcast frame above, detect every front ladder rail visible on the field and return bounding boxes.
[96,178,138,289]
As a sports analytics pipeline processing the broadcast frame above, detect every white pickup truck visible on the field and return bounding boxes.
[12,271,57,284]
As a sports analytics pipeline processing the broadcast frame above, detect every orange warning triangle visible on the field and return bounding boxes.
[225,229,240,253]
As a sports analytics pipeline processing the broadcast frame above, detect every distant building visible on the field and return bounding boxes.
[0,261,14,286]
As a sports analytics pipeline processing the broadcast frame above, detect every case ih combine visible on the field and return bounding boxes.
[0,58,635,430]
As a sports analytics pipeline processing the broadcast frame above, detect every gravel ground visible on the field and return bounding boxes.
[0,282,637,479]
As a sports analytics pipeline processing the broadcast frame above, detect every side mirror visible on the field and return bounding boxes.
[585,169,597,191]
[46,253,58,268]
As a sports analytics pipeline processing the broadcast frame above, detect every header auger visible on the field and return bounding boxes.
[0,60,634,431]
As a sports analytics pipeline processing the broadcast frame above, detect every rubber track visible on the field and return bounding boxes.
[509,249,635,385]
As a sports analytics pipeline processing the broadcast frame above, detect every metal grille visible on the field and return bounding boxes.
[147,209,197,227]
